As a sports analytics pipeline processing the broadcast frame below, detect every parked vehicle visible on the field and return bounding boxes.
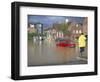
[56,40,76,47]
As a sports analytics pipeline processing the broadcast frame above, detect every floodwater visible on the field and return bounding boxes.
[28,39,87,66]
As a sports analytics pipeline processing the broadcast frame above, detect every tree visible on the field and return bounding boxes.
[61,22,70,36]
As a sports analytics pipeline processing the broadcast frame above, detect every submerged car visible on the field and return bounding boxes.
[56,40,76,47]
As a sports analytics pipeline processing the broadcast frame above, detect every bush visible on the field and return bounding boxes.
[28,32,46,40]
[28,33,38,40]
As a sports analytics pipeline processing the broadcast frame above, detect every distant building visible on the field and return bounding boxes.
[68,22,83,40]
[52,23,64,39]
[28,24,37,33]
[44,23,64,39]
[82,17,88,35]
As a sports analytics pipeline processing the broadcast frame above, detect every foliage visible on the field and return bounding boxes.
[28,32,47,40]
[60,22,70,35]
[28,33,36,40]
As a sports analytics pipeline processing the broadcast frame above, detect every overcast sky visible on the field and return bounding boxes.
[28,15,84,29]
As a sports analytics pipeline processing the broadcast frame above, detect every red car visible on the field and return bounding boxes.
[56,40,76,47]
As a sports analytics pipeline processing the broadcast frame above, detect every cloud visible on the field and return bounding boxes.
[28,15,84,28]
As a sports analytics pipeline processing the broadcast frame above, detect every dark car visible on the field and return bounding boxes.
[56,40,76,47]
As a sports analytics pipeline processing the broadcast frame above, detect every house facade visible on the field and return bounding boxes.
[82,17,88,35]
[28,24,37,33]
[68,22,83,40]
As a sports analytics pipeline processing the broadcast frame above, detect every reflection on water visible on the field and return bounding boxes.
[28,39,87,66]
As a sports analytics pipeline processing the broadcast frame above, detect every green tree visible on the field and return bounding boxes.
[61,22,70,36]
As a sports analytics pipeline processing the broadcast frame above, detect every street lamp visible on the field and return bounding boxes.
[35,23,43,40]
[65,19,69,23]
[76,24,79,27]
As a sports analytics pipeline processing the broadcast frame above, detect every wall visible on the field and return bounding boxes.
[0,0,99,82]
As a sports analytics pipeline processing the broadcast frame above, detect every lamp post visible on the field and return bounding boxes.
[65,19,69,23]
[35,23,43,40]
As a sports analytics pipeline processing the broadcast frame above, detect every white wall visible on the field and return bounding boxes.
[0,0,99,82]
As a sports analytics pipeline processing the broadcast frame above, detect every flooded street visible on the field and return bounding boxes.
[28,39,87,66]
